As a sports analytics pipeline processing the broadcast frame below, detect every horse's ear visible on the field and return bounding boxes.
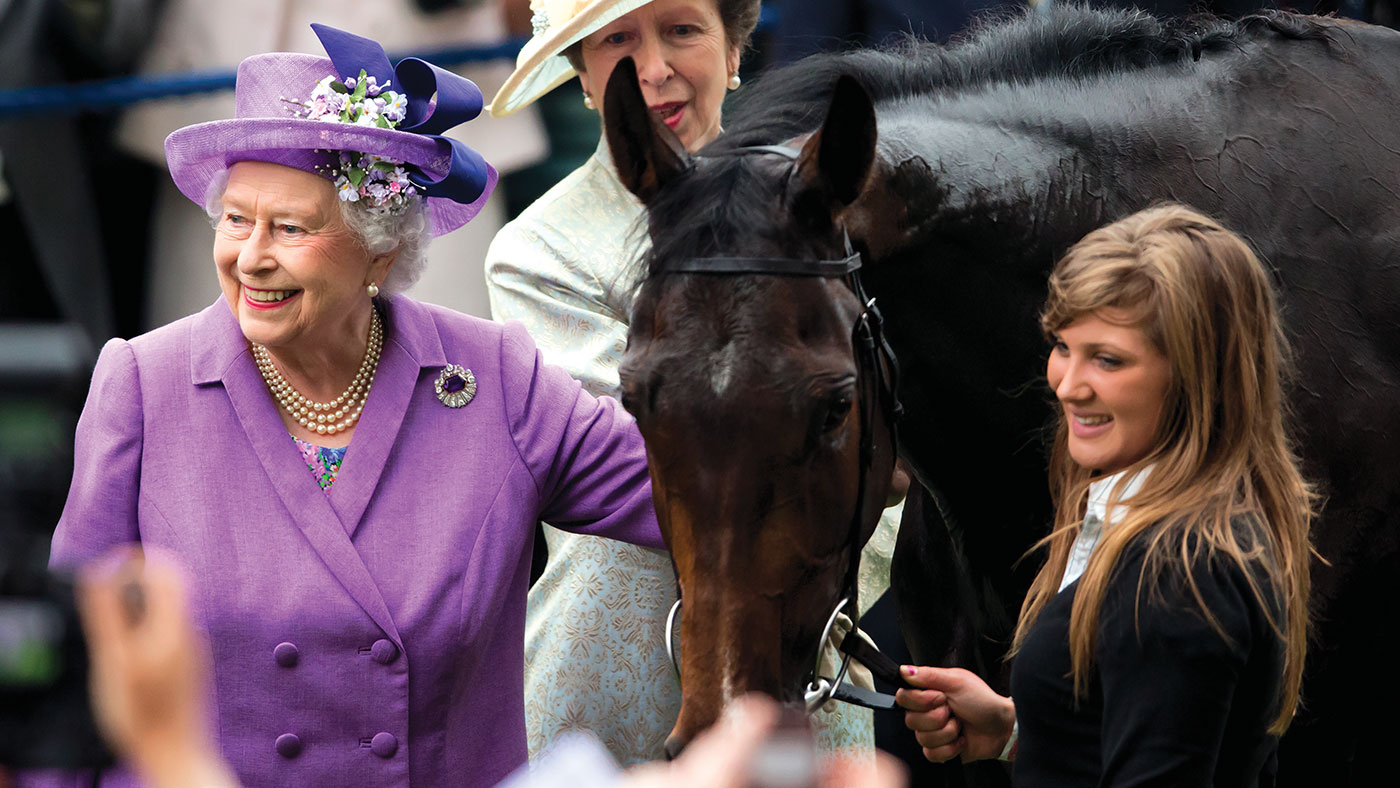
[796,75,877,209]
[603,57,691,203]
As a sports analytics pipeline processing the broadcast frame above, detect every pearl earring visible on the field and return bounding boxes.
[367,282,380,298]
[583,93,596,110]
[728,73,741,90]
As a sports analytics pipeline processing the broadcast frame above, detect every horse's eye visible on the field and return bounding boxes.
[822,395,853,433]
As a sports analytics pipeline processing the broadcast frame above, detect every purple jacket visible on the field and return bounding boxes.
[49,296,664,787]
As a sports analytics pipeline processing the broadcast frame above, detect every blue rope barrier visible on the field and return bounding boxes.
[0,38,529,120]
[0,7,780,120]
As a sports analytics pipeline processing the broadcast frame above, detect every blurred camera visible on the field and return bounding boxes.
[0,545,113,769]
[0,323,112,769]
[746,703,819,788]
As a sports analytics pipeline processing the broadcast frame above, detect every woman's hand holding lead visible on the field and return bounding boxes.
[895,666,1016,764]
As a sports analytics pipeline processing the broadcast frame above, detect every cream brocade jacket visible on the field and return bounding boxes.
[485,140,901,765]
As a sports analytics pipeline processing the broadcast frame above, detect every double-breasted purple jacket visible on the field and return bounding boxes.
[49,295,665,787]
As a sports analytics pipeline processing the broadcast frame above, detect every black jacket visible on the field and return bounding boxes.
[1011,525,1285,786]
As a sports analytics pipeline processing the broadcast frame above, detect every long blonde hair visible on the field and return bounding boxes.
[1013,203,1315,734]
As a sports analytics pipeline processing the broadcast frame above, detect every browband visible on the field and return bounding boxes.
[663,253,860,277]
[664,144,855,278]
[713,144,801,160]
[664,223,862,278]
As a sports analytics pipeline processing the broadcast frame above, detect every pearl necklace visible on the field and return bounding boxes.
[253,310,383,436]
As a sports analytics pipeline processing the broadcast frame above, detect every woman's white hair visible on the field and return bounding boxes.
[203,168,430,295]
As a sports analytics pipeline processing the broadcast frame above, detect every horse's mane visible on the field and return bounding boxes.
[638,5,1333,280]
[717,4,1332,149]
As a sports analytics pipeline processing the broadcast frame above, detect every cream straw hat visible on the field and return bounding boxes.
[489,0,656,117]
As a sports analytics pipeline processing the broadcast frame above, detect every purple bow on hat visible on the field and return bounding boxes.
[309,24,489,207]
[164,24,498,237]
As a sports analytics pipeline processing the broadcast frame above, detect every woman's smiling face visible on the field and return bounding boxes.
[576,0,740,151]
[1046,309,1174,475]
[212,161,391,353]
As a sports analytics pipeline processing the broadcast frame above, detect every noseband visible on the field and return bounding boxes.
[660,144,909,713]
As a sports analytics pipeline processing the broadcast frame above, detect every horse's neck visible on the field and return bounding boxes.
[869,109,1107,257]
[853,116,1085,542]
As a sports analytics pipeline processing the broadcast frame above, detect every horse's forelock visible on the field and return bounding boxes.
[641,153,798,281]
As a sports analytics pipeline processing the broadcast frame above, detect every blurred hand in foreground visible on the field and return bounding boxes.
[78,550,238,788]
[623,694,906,788]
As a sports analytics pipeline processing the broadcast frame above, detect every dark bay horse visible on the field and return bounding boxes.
[604,6,1400,783]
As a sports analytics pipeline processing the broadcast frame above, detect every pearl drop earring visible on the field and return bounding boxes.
[367,282,380,298]
[728,73,741,90]
[583,93,596,110]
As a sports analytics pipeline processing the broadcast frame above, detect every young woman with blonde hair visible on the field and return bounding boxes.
[897,203,1314,785]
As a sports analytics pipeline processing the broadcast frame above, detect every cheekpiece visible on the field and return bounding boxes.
[435,365,477,408]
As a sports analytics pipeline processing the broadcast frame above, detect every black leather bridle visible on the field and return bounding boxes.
[659,144,911,712]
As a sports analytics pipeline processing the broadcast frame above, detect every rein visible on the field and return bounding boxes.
[659,144,910,713]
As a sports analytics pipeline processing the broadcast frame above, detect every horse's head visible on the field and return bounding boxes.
[603,59,896,752]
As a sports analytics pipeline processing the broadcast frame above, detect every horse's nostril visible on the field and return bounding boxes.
[663,734,687,761]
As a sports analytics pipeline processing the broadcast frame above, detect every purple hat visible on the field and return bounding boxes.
[164,24,497,237]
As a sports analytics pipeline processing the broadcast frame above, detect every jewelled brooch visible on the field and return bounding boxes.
[435,365,477,408]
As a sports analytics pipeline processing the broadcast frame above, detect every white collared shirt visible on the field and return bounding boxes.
[1058,467,1153,592]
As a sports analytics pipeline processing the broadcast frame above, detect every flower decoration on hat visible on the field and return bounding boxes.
[290,71,420,213]
[288,25,495,215]
[528,0,594,36]
[530,7,550,35]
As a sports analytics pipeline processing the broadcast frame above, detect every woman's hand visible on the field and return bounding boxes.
[78,550,238,788]
[895,666,1016,764]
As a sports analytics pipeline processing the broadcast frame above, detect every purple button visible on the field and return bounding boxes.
[370,731,398,758]
[273,642,299,668]
[275,733,302,758]
[370,639,398,665]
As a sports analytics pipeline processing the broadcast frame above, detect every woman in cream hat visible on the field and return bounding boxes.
[485,0,901,765]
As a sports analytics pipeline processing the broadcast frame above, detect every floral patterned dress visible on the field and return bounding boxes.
[293,435,347,491]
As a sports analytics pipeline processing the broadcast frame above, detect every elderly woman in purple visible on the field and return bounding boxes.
[48,25,661,788]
